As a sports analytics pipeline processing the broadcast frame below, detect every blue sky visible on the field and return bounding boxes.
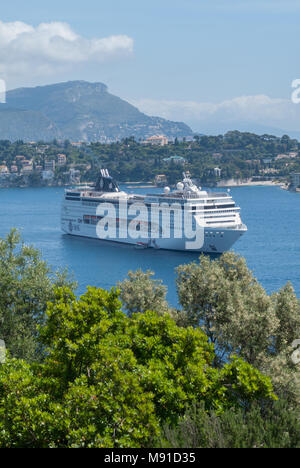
[1,0,300,135]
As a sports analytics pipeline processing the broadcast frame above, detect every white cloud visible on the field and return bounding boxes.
[0,20,134,83]
[130,94,300,135]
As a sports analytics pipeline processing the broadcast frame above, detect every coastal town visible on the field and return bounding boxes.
[0,132,300,191]
[0,142,85,188]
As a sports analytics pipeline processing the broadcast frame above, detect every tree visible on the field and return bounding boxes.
[0,230,75,361]
[175,252,300,406]
[272,282,300,354]
[118,269,189,326]
[0,286,275,448]
[118,270,169,317]
[176,253,278,367]
[159,399,300,448]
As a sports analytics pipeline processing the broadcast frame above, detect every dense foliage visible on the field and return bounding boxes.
[1,130,300,186]
[1,231,300,448]
[175,253,300,405]
[0,285,275,448]
[118,269,169,317]
[159,401,300,448]
[0,230,75,361]
[120,253,300,408]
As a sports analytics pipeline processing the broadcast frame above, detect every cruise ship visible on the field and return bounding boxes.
[61,171,247,253]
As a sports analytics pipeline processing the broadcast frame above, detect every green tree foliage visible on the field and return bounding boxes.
[119,256,300,408]
[1,231,299,447]
[0,229,76,361]
[176,253,279,365]
[1,130,300,188]
[175,252,300,405]
[272,282,300,353]
[159,400,300,448]
[0,286,275,448]
[118,270,169,317]
[118,269,189,327]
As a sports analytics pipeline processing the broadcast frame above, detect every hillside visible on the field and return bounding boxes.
[0,81,193,142]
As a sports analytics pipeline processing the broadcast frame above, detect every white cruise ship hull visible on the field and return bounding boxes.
[61,214,246,253]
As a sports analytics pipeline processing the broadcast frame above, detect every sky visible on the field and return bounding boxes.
[1,0,300,136]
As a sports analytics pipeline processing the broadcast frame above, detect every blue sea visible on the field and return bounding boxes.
[0,185,299,304]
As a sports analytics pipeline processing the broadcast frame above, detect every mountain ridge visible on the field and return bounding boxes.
[0,81,193,142]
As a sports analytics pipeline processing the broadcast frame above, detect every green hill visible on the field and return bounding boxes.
[0,81,193,142]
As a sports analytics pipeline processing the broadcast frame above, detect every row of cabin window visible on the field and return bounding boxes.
[83,216,161,233]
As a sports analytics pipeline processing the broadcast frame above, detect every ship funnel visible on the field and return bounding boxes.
[95,169,120,193]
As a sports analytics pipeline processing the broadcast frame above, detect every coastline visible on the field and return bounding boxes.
[216,179,286,188]
[0,179,290,190]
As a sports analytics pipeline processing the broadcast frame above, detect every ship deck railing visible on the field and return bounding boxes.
[65,189,231,201]
[146,192,230,200]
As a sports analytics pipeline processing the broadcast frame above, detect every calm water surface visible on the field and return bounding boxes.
[0,185,299,304]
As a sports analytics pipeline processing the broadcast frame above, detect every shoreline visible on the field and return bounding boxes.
[216,180,286,188]
[0,180,289,190]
